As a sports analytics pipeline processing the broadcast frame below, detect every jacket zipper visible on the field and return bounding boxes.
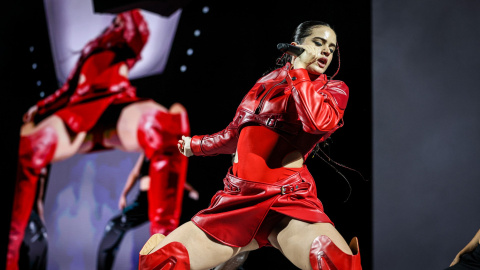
[254,79,286,114]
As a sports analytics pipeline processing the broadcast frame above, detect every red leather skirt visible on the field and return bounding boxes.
[54,92,146,133]
[191,166,333,247]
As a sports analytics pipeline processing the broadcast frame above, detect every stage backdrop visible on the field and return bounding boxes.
[373,0,480,269]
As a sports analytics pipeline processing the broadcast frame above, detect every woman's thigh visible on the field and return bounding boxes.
[268,217,352,270]
[109,100,168,151]
[150,221,259,270]
[20,115,86,162]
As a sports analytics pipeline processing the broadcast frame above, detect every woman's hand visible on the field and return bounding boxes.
[118,194,127,210]
[292,44,321,70]
[450,241,478,266]
[23,105,38,123]
[178,135,193,157]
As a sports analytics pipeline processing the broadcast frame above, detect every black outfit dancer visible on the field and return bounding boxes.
[96,155,150,270]
[97,153,199,270]
[446,246,480,270]
[446,229,480,270]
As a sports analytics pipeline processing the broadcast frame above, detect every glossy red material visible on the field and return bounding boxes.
[138,241,190,270]
[35,9,149,133]
[7,127,58,270]
[191,166,333,247]
[310,235,362,270]
[232,125,302,183]
[138,110,190,235]
[190,62,348,161]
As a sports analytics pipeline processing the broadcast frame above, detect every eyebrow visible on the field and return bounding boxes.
[312,37,337,47]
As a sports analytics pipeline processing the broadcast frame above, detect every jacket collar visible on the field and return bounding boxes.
[283,62,328,82]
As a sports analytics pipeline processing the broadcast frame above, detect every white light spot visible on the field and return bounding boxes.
[32,63,37,69]
[36,80,42,86]
[180,65,187,72]
[40,92,45,97]
[194,29,201,37]
[187,49,193,56]
[29,46,34,52]
[202,6,209,13]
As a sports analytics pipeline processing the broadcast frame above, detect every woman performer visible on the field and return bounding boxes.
[8,9,190,270]
[138,21,362,270]
[97,153,199,270]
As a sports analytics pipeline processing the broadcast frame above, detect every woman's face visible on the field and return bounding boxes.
[296,26,337,75]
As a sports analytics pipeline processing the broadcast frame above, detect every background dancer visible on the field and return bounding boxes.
[97,153,199,270]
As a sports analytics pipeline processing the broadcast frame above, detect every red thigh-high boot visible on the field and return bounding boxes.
[309,235,362,270]
[138,234,190,270]
[137,109,190,236]
[7,127,57,270]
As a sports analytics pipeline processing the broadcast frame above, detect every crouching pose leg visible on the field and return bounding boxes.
[138,222,259,270]
[268,217,361,270]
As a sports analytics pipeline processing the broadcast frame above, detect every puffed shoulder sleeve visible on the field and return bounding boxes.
[189,115,240,156]
[287,68,349,134]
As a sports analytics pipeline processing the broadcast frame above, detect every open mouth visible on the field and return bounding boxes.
[317,58,328,68]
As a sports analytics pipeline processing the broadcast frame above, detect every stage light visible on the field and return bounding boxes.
[36,80,42,87]
[202,6,209,14]
[180,65,187,72]
[32,63,37,69]
[29,46,34,52]
[187,48,193,56]
[194,29,201,37]
[40,92,45,97]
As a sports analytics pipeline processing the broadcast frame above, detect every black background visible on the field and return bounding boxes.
[1,0,371,269]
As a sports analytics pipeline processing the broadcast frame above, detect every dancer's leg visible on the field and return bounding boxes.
[97,191,149,270]
[107,100,168,152]
[268,217,360,270]
[145,103,190,235]
[140,221,259,270]
[8,116,86,270]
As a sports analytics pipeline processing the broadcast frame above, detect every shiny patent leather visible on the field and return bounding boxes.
[138,110,191,235]
[138,235,189,270]
[190,62,349,160]
[310,235,362,270]
[8,128,58,270]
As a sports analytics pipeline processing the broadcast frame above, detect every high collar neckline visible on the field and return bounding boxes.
[284,62,328,82]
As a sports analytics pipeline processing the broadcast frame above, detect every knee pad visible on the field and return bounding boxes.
[137,110,190,158]
[138,234,189,270]
[309,235,362,270]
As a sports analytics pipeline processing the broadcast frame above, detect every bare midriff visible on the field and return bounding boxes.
[232,125,303,183]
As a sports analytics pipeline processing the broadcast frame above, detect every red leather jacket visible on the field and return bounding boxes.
[190,62,349,160]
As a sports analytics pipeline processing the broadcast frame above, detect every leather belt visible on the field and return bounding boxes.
[280,182,310,195]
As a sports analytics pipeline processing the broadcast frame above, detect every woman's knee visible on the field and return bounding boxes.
[147,221,239,270]
[272,219,354,269]
[169,102,186,114]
